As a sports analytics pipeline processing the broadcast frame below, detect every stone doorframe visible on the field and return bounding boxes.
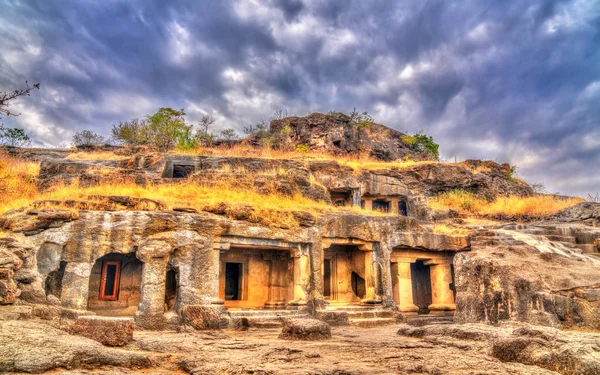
[321,238,382,304]
[390,250,455,314]
[212,236,311,308]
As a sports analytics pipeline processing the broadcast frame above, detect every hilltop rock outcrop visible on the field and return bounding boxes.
[268,112,434,161]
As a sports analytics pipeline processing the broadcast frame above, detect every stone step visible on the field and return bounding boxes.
[324,305,383,312]
[544,235,577,244]
[228,309,302,317]
[404,314,455,327]
[316,309,394,319]
[350,317,398,328]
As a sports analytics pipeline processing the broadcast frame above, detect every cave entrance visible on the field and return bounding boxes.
[225,262,243,301]
[323,245,366,303]
[172,164,194,178]
[411,260,432,314]
[87,253,142,316]
[219,248,293,309]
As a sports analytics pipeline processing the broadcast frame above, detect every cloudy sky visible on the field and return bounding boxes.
[1,0,599,197]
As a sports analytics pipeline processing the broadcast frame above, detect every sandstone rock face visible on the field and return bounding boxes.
[455,224,600,330]
[70,316,134,346]
[181,305,229,330]
[279,318,332,340]
[269,112,434,161]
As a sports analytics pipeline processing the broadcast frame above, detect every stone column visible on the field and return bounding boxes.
[265,259,280,309]
[289,246,309,306]
[208,247,224,305]
[396,261,419,313]
[362,248,382,304]
[428,262,455,312]
[60,262,92,310]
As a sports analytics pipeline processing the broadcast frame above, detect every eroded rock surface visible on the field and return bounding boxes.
[70,316,135,346]
[279,318,332,340]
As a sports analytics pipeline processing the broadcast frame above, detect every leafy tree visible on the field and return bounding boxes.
[243,120,268,136]
[72,130,104,147]
[147,107,191,151]
[413,133,439,158]
[0,127,31,147]
[111,118,150,146]
[0,81,40,127]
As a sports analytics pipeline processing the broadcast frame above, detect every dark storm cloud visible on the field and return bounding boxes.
[1,0,599,197]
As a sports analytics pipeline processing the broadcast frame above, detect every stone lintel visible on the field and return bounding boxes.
[322,237,373,251]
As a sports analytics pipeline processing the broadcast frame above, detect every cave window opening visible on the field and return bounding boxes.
[398,200,408,216]
[372,199,390,213]
[165,267,178,311]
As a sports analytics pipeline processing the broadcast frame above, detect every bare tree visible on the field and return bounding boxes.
[270,109,288,121]
[195,114,216,146]
[0,81,40,128]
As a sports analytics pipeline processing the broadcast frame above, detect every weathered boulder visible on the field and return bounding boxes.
[181,305,229,330]
[0,320,151,373]
[69,316,134,346]
[279,318,332,340]
[397,323,600,375]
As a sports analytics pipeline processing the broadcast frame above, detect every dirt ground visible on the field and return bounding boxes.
[6,317,588,375]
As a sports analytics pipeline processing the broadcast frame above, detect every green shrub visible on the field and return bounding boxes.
[401,134,416,145]
[413,133,439,158]
[0,127,31,147]
[295,144,310,153]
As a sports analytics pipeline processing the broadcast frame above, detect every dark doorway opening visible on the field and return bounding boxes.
[225,262,243,301]
[398,200,408,216]
[372,199,390,212]
[351,271,366,299]
[100,261,121,301]
[172,164,194,178]
[411,261,432,314]
[45,261,67,298]
[323,259,331,298]
[165,268,178,311]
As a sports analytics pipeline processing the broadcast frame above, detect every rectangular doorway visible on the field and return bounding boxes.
[225,262,243,301]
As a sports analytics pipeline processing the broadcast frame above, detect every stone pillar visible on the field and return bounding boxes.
[60,262,92,310]
[396,261,419,313]
[136,259,169,318]
[362,249,382,304]
[428,262,455,312]
[265,259,280,309]
[289,245,309,306]
[209,247,224,305]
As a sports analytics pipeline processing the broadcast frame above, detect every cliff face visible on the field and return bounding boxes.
[0,145,598,336]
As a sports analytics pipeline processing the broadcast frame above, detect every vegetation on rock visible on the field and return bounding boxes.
[427,189,583,217]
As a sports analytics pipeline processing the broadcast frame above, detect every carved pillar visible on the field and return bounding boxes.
[265,259,280,309]
[209,247,224,305]
[396,260,419,313]
[60,262,92,310]
[428,262,455,312]
[289,245,309,306]
[362,248,382,304]
[136,258,169,317]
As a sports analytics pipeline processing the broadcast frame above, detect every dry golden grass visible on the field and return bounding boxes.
[174,144,436,173]
[19,180,388,228]
[427,190,583,217]
[0,151,389,228]
[65,151,129,161]
[0,150,40,213]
